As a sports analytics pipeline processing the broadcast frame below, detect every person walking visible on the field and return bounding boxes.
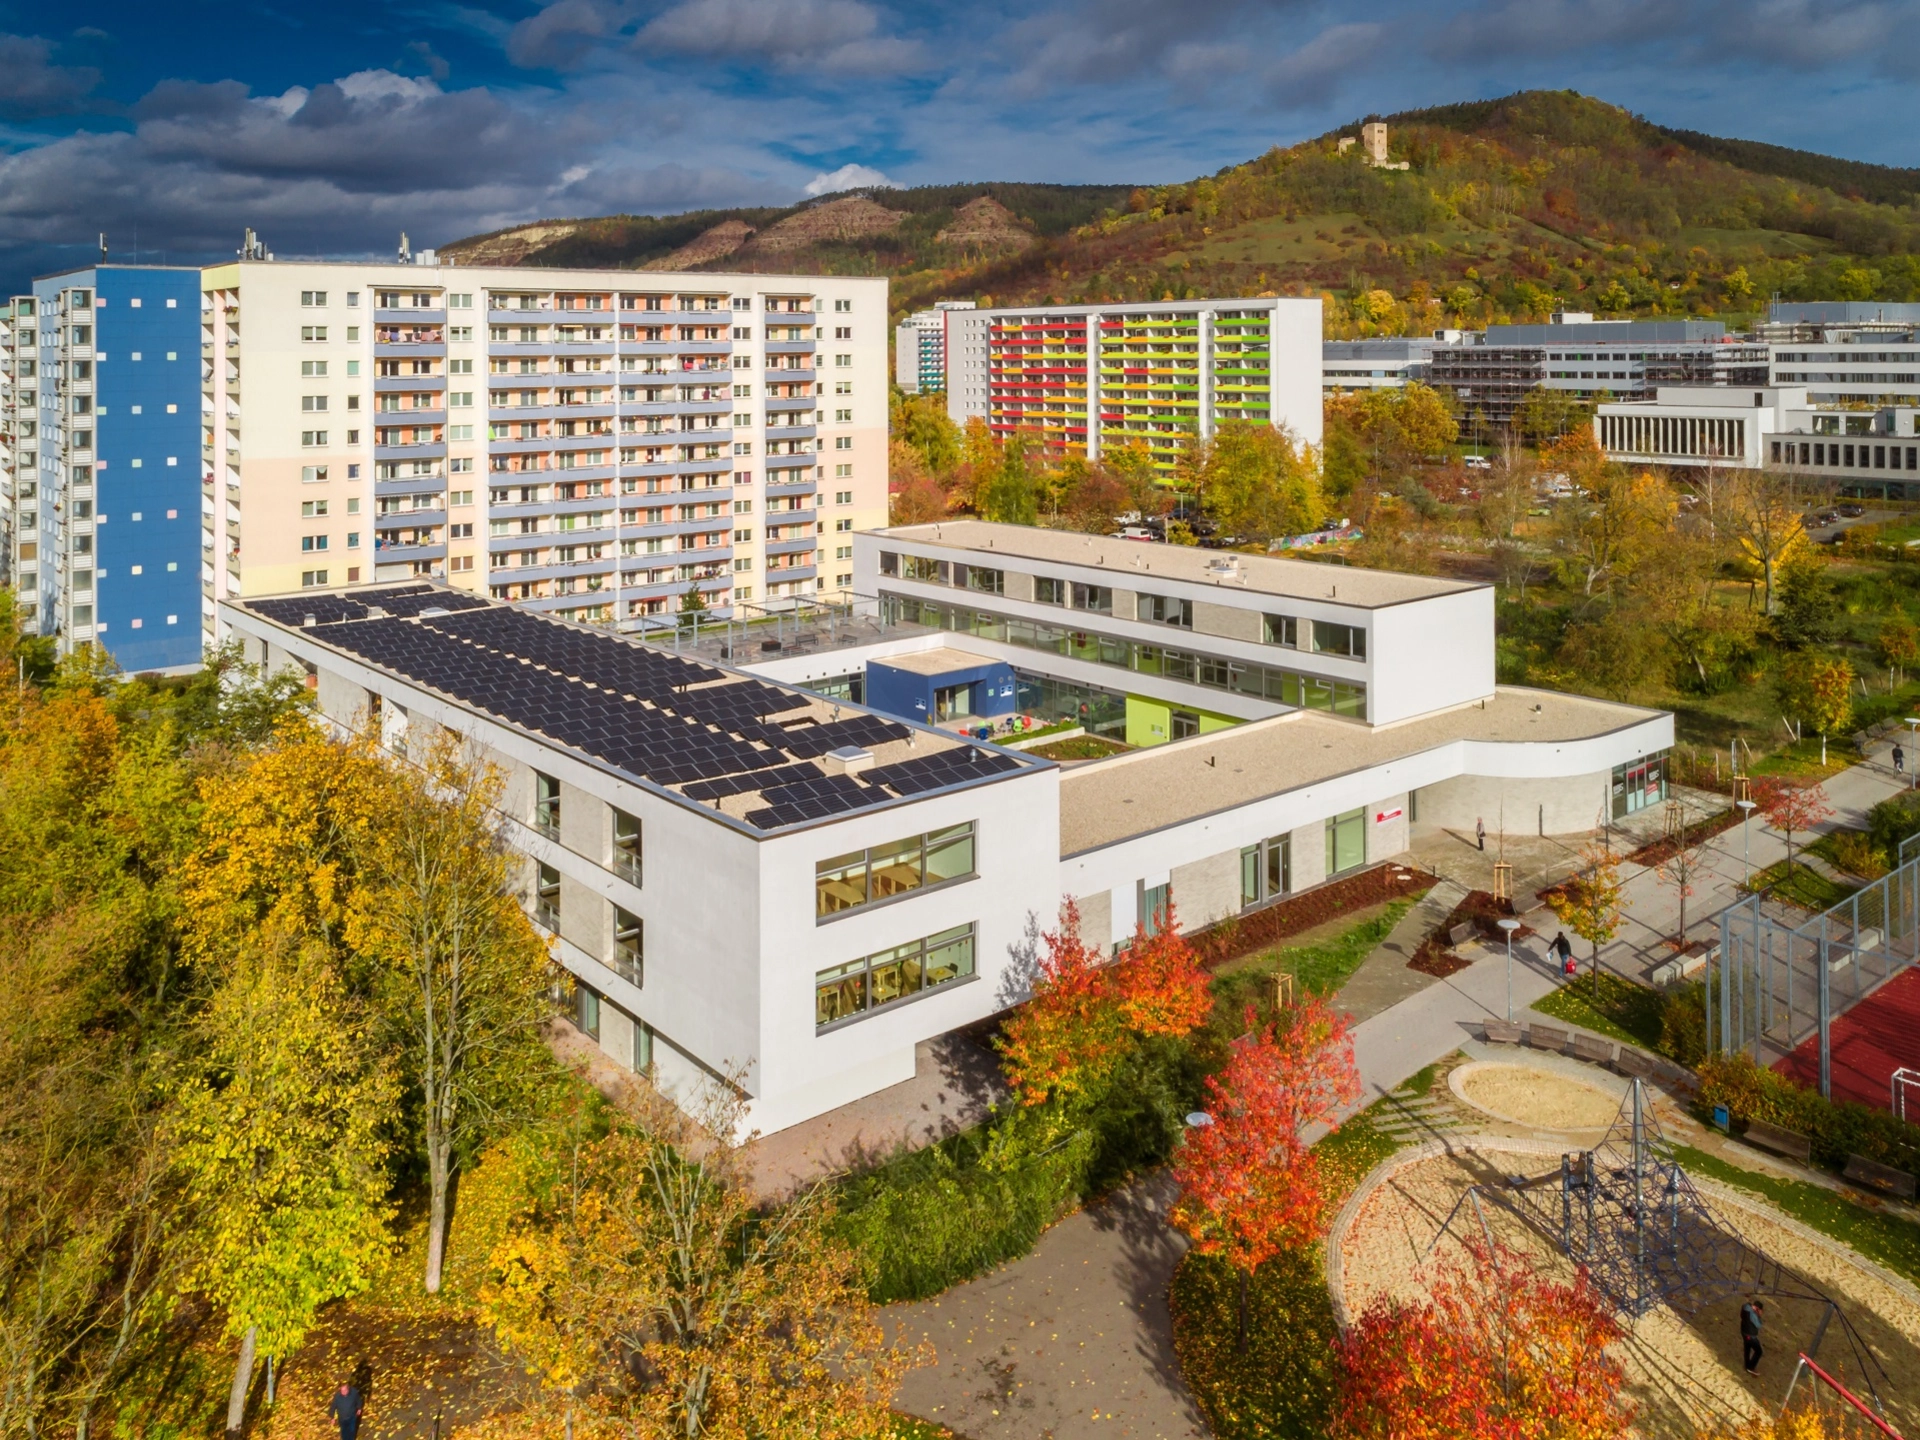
[1476,817,1486,852]
[329,1381,364,1440]
[1895,743,1906,776]
[1551,930,1575,976]
[1740,1298,1765,1375]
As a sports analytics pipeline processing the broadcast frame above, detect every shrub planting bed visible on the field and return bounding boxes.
[1408,889,1524,977]
[1189,863,1434,968]
[1625,806,1740,867]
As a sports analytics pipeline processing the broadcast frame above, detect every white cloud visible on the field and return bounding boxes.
[638,0,925,74]
[804,162,898,195]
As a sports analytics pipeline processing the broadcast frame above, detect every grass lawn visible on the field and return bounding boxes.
[1026,734,1130,760]
[1673,1143,1920,1287]
[1532,970,1666,1052]
[1748,857,1860,911]
[1210,899,1415,1017]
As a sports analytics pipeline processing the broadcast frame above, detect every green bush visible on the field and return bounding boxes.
[1170,1249,1338,1440]
[1696,1053,1920,1173]
[831,1109,1095,1304]
[1866,792,1920,857]
[1658,982,1707,1067]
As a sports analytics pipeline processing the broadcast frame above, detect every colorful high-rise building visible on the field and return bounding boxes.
[893,301,973,394]
[4,266,203,672]
[945,298,1321,472]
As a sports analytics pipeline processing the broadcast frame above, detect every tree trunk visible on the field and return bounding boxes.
[1237,1267,1249,1354]
[226,1325,257,1438]
[425,1121,450,1294]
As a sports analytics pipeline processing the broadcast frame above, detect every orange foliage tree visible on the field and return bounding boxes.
[1334,1241,1631,1440]
[1753,776,1834,880]
[996,899,1211,1109]
[1170,994,1361,1347]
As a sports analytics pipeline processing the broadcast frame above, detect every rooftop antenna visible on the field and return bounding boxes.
[398,231,412,264]
[239,228,267,261]
[98,232,107,263]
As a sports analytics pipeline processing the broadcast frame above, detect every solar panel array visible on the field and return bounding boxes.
[242,592,1028,828]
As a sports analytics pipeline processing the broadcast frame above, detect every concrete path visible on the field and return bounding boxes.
[1332,878,1465,1024]
[885,754,1913,1436]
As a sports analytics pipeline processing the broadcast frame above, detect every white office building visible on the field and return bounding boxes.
[222,522,1671,1134]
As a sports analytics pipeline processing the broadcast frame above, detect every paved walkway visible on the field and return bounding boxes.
[1332,878,1465,1024]
[886,754,1913,1435]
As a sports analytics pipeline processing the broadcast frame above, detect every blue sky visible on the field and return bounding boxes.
[2,0,1916,288]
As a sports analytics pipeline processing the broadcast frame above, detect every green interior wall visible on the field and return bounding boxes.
[1124,694,1241,747]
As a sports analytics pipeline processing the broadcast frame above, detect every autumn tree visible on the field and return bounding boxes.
[1060,459,1131,533]
[1773,653,1855,764]
[1170,995,1360,1350]
[348,737,553,1294]
[888,439,946,525]
[978,427,1043,524]
[1191,423,1323,545]
[1772,556,1845,649]
[1549,455,1674,597]
[997,899,1211,1111]
[1334,1241,1631,1440]
[1755,777,1834,881]
[890,388,960,477]
[1514,385,1597,444]
[171,934,396,1436]
[1878,613,1919,686]
[482,1091,919,1438]
[1655,807,1711,949]
[1726,468,1806,614]
[1547,844,1624,983]
[947,415,999,514]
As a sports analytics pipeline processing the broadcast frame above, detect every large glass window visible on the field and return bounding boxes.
[535,772,561,838]
[1326,808,1365,876]
[901,555,944,583]
[612,905,642,986]
[535,863,560,930]
[612,807,642,884]
[573,979,600,1040]
[1138,593,1192,628]
[1241,834,1292,908]
[1139,882,1171,936]
[1264,614,1298,647]
[1035,576,1065,605]
[964,565,1004,594]
[1311,620,1367,659]
[1072,582,1112,613]
[815,923,976,1028]
[815,822,978,919]
[1612,751,1668,818]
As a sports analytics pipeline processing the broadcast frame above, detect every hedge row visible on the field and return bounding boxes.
[1696,1053,1920,1174]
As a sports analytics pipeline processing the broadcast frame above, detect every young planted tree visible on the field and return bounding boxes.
[349,739,553,1294]
[171,936,396,1437]
[1546,843,1625,985]
[1654,814,1710,949]
[1170,995,1360,1350]
[1335,1241,1630,1440]
[1754,777,1835,883]
[1878,614,1919,689]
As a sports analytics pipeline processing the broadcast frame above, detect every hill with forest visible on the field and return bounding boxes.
[441,91,1920,333]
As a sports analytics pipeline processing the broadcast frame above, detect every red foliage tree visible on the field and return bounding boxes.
[1170,994,1361,1346]
[1752,776,1834,881]
[1335,1241,1631,1440]
[997,899,1212,1108]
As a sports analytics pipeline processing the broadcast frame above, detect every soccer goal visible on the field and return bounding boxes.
[1893,1066,1920,1123]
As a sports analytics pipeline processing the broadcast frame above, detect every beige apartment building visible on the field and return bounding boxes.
[201,256,889,644]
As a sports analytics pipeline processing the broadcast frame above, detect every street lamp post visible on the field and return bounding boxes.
[1498,917,1522,1023]
[1737,798,1757,887]
[1908,718,1919,790]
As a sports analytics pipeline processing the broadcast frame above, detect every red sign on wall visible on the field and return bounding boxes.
[1374,807,1404,824]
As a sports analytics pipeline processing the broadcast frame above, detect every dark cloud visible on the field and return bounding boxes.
[505,0,635,69]
[406,40,453,81]
[0,32,103,119]
[637,0,925,74]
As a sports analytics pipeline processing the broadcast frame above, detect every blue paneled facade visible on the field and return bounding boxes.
[34,266,202,672]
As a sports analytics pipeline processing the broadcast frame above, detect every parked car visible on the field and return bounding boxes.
[1463,455,1493,471]
[1838,503,1866,518]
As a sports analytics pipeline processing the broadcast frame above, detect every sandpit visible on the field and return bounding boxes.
[1329,1140,1920,1439]
[1450,1061,1625,1130]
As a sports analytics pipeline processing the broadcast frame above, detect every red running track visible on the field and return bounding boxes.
[1776,964,1920,1110]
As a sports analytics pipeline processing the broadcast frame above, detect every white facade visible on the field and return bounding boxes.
[894,302,972,394]
[203,258,891,650]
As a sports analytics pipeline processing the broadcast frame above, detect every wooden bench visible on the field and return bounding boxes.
[1614,1049,1653,1079]
[1483,1019,1523,1044]
[1843,1154,1918,1200]
[1569,1034,1615,1065]
[1741,1119,1813,1164]
[1449,920,1479,949]
[1528,1024,1568,1053]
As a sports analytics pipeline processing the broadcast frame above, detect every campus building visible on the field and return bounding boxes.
[1596,384,1920,496]
[893,302,973,394]
[3,266,204,671]
[943,299,1322,472]
[1323,336,1447,392]
[223,532,1672,1133]
[1430,314,1768,433]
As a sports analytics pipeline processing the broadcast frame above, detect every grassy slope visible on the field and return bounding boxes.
[443,90,1920,325]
